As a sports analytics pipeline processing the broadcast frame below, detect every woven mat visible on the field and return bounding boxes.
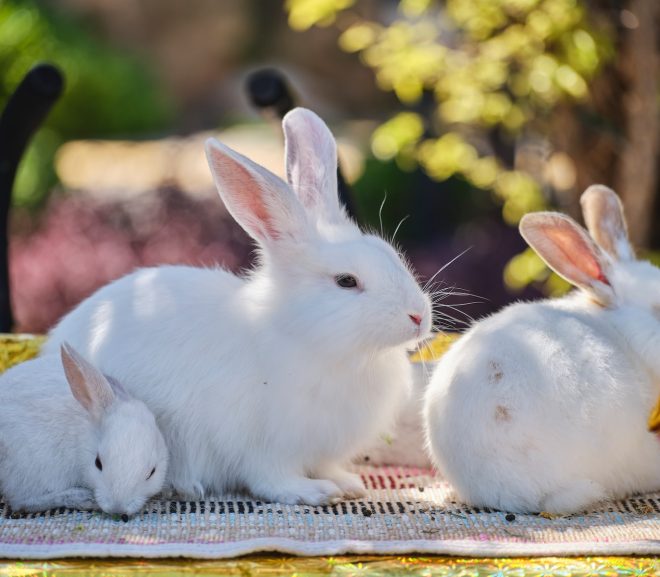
[2,466,660,559]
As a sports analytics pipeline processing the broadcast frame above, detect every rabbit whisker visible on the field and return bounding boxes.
[378,191,388,238]
[392,215,410,243]
[422,247,472,292]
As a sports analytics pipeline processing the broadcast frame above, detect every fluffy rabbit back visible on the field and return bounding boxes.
[425,186,660,513]
[426,299,660,512]
[0,353,94,511]
[45,108,433,504]
[0,344,168,515]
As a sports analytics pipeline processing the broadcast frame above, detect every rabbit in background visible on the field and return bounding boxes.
[0,343,168,517]
[357,360,433,468]
[425,185,660,514]
[43,108,433,505]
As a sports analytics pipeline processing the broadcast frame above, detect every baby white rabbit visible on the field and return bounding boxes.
[44,108,432,505]
[0,343,168,517]
[425,185,660,514]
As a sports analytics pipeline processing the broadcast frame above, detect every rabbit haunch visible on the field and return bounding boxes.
[425,185,660,514]
[0,344,168,515]
[44,108,432,505]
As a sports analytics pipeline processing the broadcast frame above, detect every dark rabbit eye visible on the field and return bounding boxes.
[146,467,156,480]
[95,455,103,471]
[335,274,358,289]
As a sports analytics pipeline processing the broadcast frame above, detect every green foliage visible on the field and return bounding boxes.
[0,0,172,206]
[286,0,612,294]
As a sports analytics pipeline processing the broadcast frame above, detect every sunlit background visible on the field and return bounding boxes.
[1,0,658,333]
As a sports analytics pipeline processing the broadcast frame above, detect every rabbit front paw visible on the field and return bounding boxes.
[15,487,97,512]
[64,487,97,510]
[323,470,367,499]
[260,477,344,505]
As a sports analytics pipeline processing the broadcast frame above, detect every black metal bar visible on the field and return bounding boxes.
[0,63,64,331]
[245,68,359,221]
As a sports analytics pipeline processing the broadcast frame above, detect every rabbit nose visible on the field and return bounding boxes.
[408,313,422,326]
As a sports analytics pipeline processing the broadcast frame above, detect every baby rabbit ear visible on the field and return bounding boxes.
[205,138,309,245]
[61,342,115,420]
[520,212,615,306]
[283,108,345,223]
[580,185,634,261]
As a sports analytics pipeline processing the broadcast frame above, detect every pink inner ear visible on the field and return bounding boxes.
[231,162,279,240]
[596,270,611,286]
[209,151,279,241]
[543,224,607,285]
[62,352,94,411]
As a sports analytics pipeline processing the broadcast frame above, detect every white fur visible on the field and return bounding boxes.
[0,344,168,515]
[358,361,433,467]
[424,185,660,513]
[44,108,432,505]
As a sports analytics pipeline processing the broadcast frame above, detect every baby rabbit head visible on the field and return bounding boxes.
[61,343,168,517]
[520,185,660,315]
[205,108,431,351]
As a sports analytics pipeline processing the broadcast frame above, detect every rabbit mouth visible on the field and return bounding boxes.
[120,497,148,517]
[96,494,146,517]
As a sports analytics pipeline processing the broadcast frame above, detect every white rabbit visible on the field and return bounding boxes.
[0,343,168,517]
[357,360,433,467]
[43,108,432,505]
[424,185,660,514]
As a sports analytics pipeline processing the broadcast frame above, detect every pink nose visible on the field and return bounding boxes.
[408,313,422,326]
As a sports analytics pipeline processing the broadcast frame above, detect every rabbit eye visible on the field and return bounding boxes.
[146,467,156,480]
[335,274,358,289]
[95,455,103,471]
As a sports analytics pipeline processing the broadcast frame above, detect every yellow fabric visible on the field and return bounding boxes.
[0,556,658,575]
[409,333,457,362]
[0,335,44,373]
[649,396,660,432]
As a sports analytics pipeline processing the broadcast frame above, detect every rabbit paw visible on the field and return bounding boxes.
[327,471,367,499]
[16,487,97,512]
[270,478,344,505]
[64,488,97,510]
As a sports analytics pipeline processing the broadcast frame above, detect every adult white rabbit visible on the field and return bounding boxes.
[424,185,660,514]
[44,108,432,505]
[0,344,168,517]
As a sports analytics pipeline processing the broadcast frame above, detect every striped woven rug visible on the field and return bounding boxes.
[1,466,659,559]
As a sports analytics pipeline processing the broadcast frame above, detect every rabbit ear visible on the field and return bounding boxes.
[61,342,115,420]
[205,138,310,245]
[283,108,344,222]
[580,185,634,261]
[520,212,616,306]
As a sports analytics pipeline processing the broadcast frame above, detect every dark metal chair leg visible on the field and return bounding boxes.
[0,63,64,332]
[245,68,359,222]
